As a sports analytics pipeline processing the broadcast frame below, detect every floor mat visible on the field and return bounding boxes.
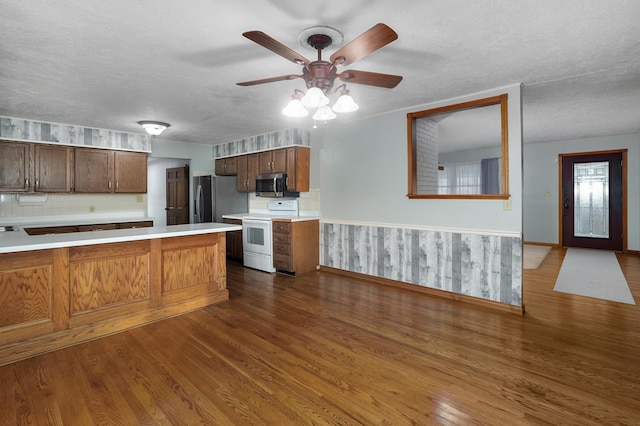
[553,248,636,304]
[523,244,551,269]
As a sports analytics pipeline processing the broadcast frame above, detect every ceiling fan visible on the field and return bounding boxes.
[237,23,402,118]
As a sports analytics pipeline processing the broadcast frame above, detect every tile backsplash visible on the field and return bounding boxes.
[0,193,147,223]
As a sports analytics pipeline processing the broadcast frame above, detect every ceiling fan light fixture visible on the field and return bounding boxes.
[332,86,359,113]
[138,120,170,136]
[282,99,308,118]
[301,87,329,108]
[312,105,337,121]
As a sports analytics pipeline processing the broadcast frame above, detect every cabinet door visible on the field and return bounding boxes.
[238,154,259,192]
[214,158,226,176]
[236,155,248,192]
[258,151,273,174]
[285,146,310,192]
[74,148,113,193]
[34,145,73,192]
[114,151,147,193]
[271,149,287,173]
[0,141,31,192]
[246,154,259,192]
[215,157,238,176]
[223,218,243,260]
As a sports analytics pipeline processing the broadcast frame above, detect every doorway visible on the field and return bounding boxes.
[166,166,190,225]
[559,150,626,251]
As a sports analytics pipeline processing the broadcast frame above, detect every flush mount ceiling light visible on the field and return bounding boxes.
[237,23,402,125]
[138,120,170,136]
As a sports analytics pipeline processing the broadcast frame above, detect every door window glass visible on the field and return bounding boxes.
[574,161,609,238]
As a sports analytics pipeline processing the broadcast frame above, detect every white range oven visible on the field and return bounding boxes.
[242,200,298,273]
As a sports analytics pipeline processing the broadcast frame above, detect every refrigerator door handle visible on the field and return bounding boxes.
[195,184,203,223]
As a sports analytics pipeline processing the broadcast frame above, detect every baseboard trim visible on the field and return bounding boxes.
[320,266,524,315]
[523,241,559,248]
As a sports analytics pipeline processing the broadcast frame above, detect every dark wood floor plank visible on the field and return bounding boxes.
[1,250,640,424]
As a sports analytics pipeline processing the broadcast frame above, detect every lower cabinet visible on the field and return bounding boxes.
[24,220,153,235]
[272,219,319,275]
[223,218,243,261]
[0,232,228,366]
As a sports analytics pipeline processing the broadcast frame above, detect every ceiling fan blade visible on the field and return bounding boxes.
[237,74,303,86]
[338,70,403,88]
[330,23,398,67]
[243,31,310,65]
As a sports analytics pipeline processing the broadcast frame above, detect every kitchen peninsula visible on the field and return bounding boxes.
[0,222,240,366]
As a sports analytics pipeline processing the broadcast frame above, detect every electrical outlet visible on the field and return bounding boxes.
[503,200,512,211]
[136,196,143,203]
[89,206,95,213]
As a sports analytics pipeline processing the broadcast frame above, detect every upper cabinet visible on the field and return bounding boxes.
[74,148,147,193]
[113,151,147,193]
[214,145,310,193]
[237,153,259,192]
[258,149,287,175]
[284,146,310,192]
[215,157,238,176]
[34,144,74,192]
[74,148,114,193]
[0,141,31,192]
[0,141,73,193]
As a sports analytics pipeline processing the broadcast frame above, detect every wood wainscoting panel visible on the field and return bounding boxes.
[0,250,56,345]
[161,233,227,304]
[69,241,151,324]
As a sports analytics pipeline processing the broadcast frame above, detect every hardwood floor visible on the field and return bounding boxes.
[1,248,640,425]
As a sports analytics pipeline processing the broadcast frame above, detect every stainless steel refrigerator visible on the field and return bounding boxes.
[193,175,248,223]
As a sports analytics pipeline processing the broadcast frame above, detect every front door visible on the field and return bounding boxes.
[166,166,189,225]
[560,151,625,251]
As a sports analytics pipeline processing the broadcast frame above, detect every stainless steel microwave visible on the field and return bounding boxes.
[255,173,299,198]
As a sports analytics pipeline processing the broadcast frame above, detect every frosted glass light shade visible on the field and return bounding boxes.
[282,98,308,117]
[138,121,170,136]
[332,93,359,113]
[312,105,337,121]
[301,87,329,108]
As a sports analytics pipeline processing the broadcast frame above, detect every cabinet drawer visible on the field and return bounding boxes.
[272,233,290,245]
[273,254,292,271]
[273,242,290,256]
[272,221,291,234]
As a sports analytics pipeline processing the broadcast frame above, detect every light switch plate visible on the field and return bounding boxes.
[503,200,512,211]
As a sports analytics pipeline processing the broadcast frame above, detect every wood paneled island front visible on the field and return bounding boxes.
[0,223,240,366]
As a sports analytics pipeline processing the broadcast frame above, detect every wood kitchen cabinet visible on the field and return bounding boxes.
[0,141,31,192]
[33,144,74,192]
[215,145,310,193]
[0,141,73,193]
[258,148,287,174]
[272,219,319,275]
[215,157,238,176]
[223,218,243,261]
[285,146,310,192]
[113,151,147,193]
[237,153,259,192]
[74,148,147,193]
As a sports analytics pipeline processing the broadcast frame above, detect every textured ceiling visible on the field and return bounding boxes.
[1,0,639,146]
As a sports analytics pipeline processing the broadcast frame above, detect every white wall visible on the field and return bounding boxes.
[312,84,523,233]
[147,157,189,226]
[523,132,640,249]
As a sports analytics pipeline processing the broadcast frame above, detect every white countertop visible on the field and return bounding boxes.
[222,213,320,222]
[0,222,241,254]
